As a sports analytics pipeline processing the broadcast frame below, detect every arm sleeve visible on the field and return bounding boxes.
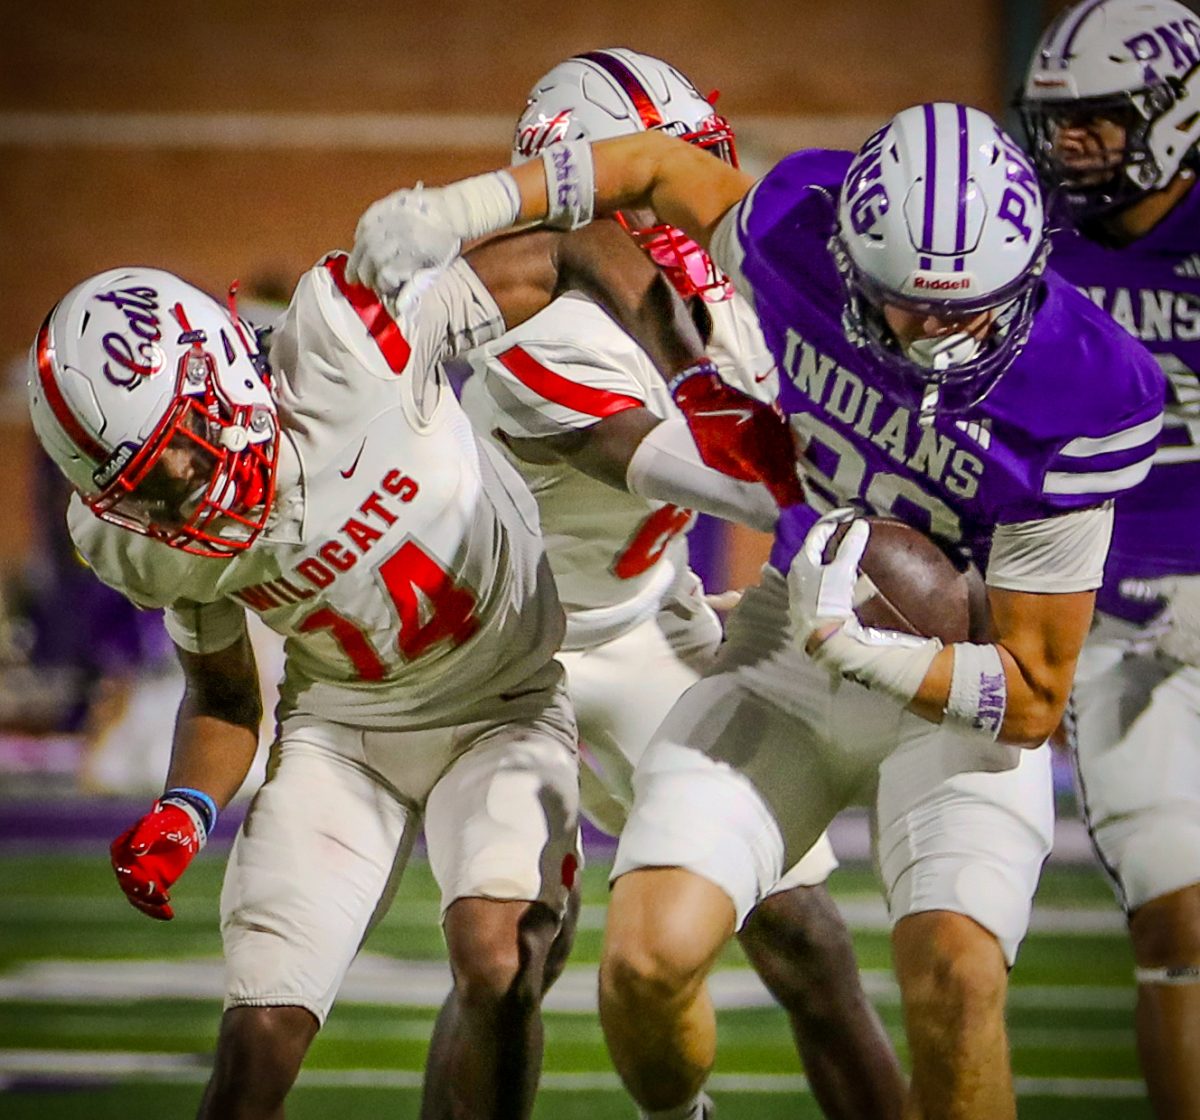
[985,503,1114,593]
[625,418,778,533]
[163,598,249,655]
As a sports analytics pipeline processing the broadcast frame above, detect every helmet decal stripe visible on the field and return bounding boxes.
[35,318,108,462]
[920,102,937,270]
[1056,0,1108,61]
[323,253,411,375]
[954,103,969,271]
[497,345,643,417]
[577,50,664,129]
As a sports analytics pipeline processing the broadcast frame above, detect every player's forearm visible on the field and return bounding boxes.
[507,132,752,247]
[907,641,1067,747]
[167,637,264,808]
[165,710,260,809]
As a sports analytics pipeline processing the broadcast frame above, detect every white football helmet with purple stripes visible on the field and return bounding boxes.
[1019,0,1200,223]
[512,48,736,300]
[832,102,1049,412]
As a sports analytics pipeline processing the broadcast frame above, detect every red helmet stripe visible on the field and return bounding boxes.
[35,319,108,462]
[497,345,642,417]
[323,253,412,375]
[577,51,664,130]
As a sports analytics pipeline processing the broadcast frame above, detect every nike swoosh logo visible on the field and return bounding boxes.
[753,369,773,383]
[340,439,367,479]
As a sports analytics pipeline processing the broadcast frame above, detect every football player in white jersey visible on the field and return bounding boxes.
[27,213,740,1119]
[457,50,903,1120]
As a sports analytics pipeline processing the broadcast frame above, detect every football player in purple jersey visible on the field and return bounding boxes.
[348,100,1165,1119]
[1020,2,1200,1115]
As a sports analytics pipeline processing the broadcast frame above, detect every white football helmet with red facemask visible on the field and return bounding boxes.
[29,267,279,558]
[512,47,737,303]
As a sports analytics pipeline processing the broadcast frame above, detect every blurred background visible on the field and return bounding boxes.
[0,3,1177,1116]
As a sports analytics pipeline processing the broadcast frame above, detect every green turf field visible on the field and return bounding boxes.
[0,845,1151,1118]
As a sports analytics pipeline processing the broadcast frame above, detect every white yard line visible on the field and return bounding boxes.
[0,955,1135,1012]
[0,1050,1148,1098]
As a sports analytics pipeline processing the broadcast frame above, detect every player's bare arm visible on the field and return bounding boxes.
[107,630,262,920]
[168,631,264,808]
[466,218,707,376]
[910,586,1095,747]
[507,130,756,249]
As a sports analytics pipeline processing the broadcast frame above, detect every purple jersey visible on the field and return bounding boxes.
[726,150,1165,578]
[1049,185,1200,620]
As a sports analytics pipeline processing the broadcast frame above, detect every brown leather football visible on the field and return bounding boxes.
[825,516,989,644]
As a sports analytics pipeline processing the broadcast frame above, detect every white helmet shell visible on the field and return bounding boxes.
[513,48,736,301]
[838,103,1046,306]
[512,47,733,162]
[1020,0,1200,212]
[833,103,1049,412]
[29,267,279,556]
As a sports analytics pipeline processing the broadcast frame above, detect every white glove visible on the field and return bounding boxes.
[787,508,864,644]
[788,509,941,705]
[346,185,462,295]
[346,171,522,296]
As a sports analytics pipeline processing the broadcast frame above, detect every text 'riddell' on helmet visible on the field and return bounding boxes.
[28,267,279,558]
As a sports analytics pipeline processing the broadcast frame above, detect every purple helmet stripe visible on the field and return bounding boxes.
[953,103,969,271]
[920,102,937,270]
[576,50,664,129]
[1055,0,1108,62]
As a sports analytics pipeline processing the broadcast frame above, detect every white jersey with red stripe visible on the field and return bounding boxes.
[69,253,565,729]
[461,289,776,649]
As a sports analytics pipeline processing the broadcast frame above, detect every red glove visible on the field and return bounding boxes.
[110,797,207,921]
[670,362,806,508]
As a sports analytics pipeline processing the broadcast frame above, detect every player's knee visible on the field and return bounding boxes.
[450,911,560,1015]
[895,913,1007,1032]
[740,886,855,1004]
[600,936,708,1014]
[209,1005,316,1104]
[1130,882,1200,964]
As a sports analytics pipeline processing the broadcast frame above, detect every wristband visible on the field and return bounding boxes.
[542,140,595,230]
[943,642,1007,740]
[666,359,720,397]
[161,786,219,845]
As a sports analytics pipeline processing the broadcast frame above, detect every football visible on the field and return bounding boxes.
[825,516,989,644]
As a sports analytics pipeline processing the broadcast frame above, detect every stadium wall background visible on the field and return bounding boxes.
[0,0,1119,581]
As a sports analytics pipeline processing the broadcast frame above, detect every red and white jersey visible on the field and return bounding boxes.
[70,253,564,728]
[461,290,776,648]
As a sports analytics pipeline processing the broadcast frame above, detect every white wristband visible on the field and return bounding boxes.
[944,642,1007,740]
[427,170,521,243]
[542,140,596,230]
